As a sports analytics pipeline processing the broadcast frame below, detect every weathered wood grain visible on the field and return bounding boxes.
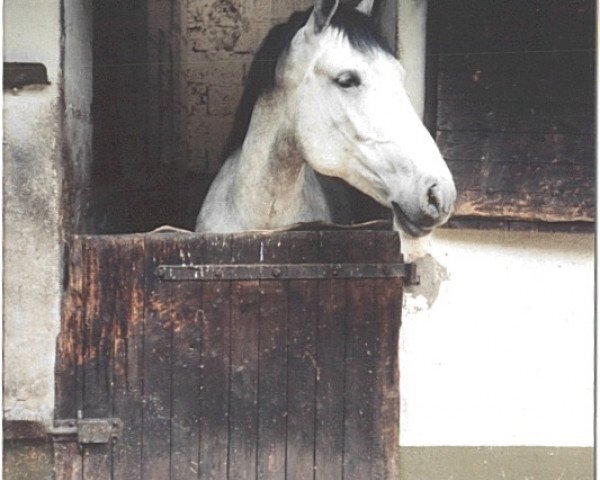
[428,0,595,225]
[199,234,232,480]
[436,53,595,101]
[428,0,594,53]
[438,133,595,221]
[55,231,403,479]
[54,442,83,480]
[141,236,180,480]
[286,232,320,479]
[447,160,594,195]
[56,238,84,421]
[314,232,349,480]
[257,233,289,480]
[437,131,594,165]
[81,236,115,480]
[343,232,380,479]
[112,236,145,480]
[453,189,594,222]
[438,100,594,135]
[374,232,402,479]
[229,234,261,480]
[170,236,204,480]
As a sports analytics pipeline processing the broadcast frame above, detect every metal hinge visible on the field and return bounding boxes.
[50,413,123,445]
[155,262,419,284]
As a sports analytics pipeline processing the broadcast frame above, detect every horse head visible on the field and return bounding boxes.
[276,0,457,236]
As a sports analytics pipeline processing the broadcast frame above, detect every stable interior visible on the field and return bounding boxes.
[67,0,397,235]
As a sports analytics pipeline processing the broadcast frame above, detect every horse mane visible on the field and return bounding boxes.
[223,4,392,159]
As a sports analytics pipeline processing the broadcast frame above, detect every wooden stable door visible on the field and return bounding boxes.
[55,230,404,479]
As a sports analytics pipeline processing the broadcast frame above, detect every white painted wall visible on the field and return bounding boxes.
[3,0,63,423]
[397,0,427,118]
[399,230,595,447]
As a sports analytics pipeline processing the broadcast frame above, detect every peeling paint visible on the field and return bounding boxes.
[404,253,450,311]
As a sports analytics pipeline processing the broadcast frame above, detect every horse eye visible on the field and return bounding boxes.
[334,72,361,89]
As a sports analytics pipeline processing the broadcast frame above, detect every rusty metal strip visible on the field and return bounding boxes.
[49,418,123,444]
[155,263,418,283]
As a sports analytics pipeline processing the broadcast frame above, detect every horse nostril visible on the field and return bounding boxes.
[426,183,442,219]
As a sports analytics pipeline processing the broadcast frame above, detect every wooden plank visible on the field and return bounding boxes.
[256,233,289,480]
[54,442,83,480]
[83,446,111,480]
[342,232,380,479]
[437,100,594,135]
[286,231,320,479]
[141,235,181,479]
[537,221,595,233]
[56,237,84,420]
[444,216,596,234]
[437,131,594,165]
[80,237,110,418]
[452,188,595,222]
[314,232,349,480]
[444,217,508,231]
[445,159,595,221]
[81,236,114,479]
[112,236,146,480]
[428,0,595,54]
[373,232,402,479]
[170,236,204,480]
[446,160,595,196]
[229,234,261,480]
[199,234,232,479]
[436,53,595,100]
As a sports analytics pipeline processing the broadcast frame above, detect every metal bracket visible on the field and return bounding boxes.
[50,416,123,445]
[156,262,419,284]
[4,62,50,89]
[403,262,420,286]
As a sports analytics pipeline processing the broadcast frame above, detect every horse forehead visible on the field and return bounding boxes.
[317,32,402,76]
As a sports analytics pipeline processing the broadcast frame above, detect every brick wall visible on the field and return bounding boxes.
[180,0,313,174]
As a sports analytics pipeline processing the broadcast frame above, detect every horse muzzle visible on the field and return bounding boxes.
[391,176,457,237]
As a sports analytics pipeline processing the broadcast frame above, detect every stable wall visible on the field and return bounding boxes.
[396,1,594,477]
[400,230,594,446]
[2,1,594,478]
[398,229,594,476]
[3,0,64,424]
[3,10,93,479]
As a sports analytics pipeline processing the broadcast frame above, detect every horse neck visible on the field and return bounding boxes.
[233,93,313,228]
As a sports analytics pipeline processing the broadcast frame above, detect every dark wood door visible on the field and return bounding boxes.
[55,230,403,479]
[426,0,595,227]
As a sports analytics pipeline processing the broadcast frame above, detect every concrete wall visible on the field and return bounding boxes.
[3,0,64,423]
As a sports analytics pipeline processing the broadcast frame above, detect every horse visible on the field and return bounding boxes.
[195,0,456,237]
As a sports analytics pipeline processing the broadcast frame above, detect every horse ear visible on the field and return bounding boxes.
[312,0,340,33]
[355,0,375,16]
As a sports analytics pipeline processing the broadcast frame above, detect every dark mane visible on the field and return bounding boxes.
[223,5,391,158]
[330,5,393,55]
